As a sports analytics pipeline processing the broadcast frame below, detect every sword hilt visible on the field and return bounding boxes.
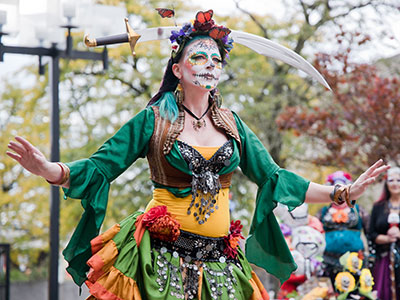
[84,18,141,56]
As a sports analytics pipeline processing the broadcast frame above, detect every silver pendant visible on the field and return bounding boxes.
[192,119,206,131]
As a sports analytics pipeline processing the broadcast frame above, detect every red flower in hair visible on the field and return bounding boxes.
[223,220,244,259]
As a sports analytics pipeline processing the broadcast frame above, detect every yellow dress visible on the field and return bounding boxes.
[146,145,230,237]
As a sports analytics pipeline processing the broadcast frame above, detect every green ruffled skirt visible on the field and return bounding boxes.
[84,212,269,300]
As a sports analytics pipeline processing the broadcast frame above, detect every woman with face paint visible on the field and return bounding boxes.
[369,167,400,300]
[6,10,389,300]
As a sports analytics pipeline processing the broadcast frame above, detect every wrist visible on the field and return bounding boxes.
[40,161,58,180]
[330,184,345,204]
[45,162,70,185]
[329,184,355,208]
[387,235,394,243]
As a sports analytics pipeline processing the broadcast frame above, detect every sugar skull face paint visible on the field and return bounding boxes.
[179,38,222,90]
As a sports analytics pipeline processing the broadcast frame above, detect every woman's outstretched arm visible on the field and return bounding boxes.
[305,159,390,204]
[7,136,70,188]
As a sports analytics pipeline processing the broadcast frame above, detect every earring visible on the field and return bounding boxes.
[175,83,184,106]
[212,88,222,108]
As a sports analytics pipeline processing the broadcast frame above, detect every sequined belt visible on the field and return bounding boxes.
[151,230,236,263]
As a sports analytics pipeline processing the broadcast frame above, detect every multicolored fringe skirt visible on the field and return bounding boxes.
[85,209,269,300]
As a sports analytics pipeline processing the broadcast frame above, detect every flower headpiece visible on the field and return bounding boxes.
[387,166,400,178]
[169,10,234,62]
[326,171,352,186]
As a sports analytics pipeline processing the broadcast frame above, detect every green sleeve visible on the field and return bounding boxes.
[62,107,154,286]
[233,112,310,284]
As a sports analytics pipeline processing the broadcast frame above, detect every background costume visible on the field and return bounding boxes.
[318,171,367,286]
[275,203,326,299]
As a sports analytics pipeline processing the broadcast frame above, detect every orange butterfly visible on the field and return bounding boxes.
[209,27,231,39]
[195,10,213,24]
[155,8,175,18]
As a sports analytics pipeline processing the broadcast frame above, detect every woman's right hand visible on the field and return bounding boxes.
[387,226,400,241]
[6,136,56,179]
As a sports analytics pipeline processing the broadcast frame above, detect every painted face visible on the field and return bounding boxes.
[387,171,400,195]
[341,276,350,290]
[351,256,360,270]
[179,38,222,90]
[364,274,372,286]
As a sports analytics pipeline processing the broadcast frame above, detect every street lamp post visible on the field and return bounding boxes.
[0,10,108,300]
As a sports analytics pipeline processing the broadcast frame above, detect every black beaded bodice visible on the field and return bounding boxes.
[177,140,233,224]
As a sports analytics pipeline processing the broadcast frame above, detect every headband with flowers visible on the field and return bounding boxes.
[326,171,352,186]
[168,10,234,62]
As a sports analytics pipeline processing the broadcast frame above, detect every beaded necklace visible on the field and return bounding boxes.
[388,201,400,210]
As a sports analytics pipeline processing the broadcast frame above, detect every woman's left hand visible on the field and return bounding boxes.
[350,159,390,200]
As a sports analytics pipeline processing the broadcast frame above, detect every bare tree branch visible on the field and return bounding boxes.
[233,0,269,39]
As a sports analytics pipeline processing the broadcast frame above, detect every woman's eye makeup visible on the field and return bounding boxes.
[211,54,222,68]
[388,179,400,183]
[188,51,208,65]
[187,51,223,68]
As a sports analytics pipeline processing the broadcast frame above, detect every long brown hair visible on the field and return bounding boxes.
[376,167,400,203]
[376,182,390,203]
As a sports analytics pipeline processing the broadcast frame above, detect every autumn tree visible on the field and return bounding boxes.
[0,67,51,279]
[276,29,400,174]
[226,0,400,166]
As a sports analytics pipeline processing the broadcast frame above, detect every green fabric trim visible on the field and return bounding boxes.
[166,140,190,174]
[232,112,310,284]
[152,181,192,198]
[165,138,241,176]
[62,108,155,286]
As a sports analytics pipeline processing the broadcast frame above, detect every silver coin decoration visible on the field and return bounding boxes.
[155,248,240,300]
[177,140,233,224]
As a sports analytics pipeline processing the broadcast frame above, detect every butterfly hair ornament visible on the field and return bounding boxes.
[168,10,233,64]
[84,9,331,90]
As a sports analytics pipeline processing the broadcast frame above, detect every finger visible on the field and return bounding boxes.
[15,136,36,152]
[8,141,27,156]
[361,177,376,186]
[6,151,21,162]
[364,159,384,176]
[370,165,391,177]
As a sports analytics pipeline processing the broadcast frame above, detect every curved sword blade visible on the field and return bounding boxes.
[230,30,331,90]
[92,26,331,90]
